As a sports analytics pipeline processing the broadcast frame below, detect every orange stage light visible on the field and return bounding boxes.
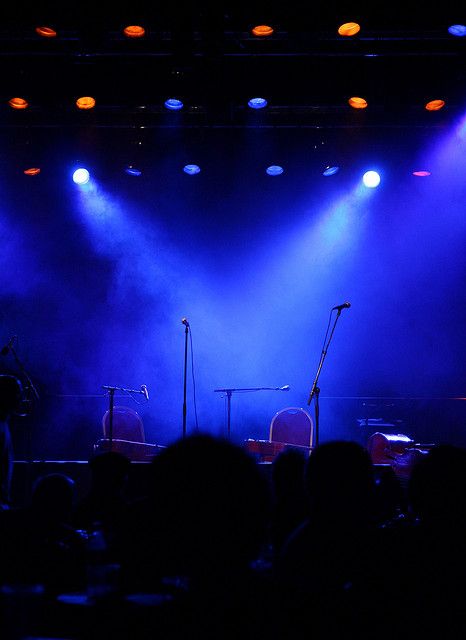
[24,168,41,176]
[123,25,145,38]
[251,25,274,37]
[425,99,445,111]
[9,97,28,109]
[76,96,96,110]
[35,26,57,38]
[348,97,368,109]
[338,22,361,36]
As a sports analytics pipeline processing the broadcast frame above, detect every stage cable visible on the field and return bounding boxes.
[189,327,199,432]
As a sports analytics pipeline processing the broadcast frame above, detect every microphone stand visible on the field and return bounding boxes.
[307,309,345,448]
[182,323,189,439]
[214,386,290,441]
[9,345,40,463]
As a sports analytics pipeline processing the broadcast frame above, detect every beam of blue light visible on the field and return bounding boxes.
[323,166,339,176]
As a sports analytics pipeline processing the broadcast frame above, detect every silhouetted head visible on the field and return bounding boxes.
[88,451,131,493]
[31,473,76,522]
[149,433,271,577]
[272,448,307,501]
[0,375,23,420]
[305,440,376,525]
[408,444,466,526]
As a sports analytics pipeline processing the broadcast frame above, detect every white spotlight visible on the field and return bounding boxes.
[362,170,380,188]
[73,168,90,185]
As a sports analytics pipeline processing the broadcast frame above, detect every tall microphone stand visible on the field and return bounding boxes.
[307,308,345,448]
[214,386,290,441]
[10,344,40,462]
[182,321,189,439]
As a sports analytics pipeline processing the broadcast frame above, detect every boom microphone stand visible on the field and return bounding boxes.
[214,385,290,441]
[307,302,350,447]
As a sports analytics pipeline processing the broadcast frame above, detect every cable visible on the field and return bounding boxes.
[320,308,334,355]
[189,327,199,432]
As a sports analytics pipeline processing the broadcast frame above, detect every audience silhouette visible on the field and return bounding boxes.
[1,432,466,640]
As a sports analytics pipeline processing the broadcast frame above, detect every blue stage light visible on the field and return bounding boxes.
[448,24,466,36]
[164,98,183,111]
[323,166,339,176]
[266,165,284,176]
[362,170,380,188]
[125,166,142,176]
[183,164,201,175]
[73,168,90,185]
[248,97,268,109]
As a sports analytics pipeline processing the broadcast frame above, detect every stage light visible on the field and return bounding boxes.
[73,168,90,185]
[76,96,96,110]
[348,97,367,109]
[183,164,201,175]
[448,25,466,37]
[413,171,431,177]
[362,171,380,188]
[8,97,28,110]
[123,25,145,38]
[323,166,339,176]
[266,165,284,176]
[248,97,268,109]
[125,166,142,176]
[35,26,57,38]
[425,99,445,111]
[24,168,41,176]
[251,25,274,37]
[338,22,360,36]
[165,98,183,111]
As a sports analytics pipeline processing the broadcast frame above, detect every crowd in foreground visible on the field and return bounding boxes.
[1,433,466,640]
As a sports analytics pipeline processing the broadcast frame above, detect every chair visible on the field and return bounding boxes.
[93,406,166,461]
[269,406,314,449]
[102,405,145,442]
[244,407,314,462]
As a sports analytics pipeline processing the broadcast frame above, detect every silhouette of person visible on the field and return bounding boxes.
[0,374,24,508]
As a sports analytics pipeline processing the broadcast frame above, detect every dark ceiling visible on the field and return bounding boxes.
[0,2,464,132]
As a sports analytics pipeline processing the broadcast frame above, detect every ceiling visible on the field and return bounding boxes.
[0,2,465,134]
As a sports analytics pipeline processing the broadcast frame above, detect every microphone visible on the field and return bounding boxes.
[181,318,190,328]
[332,302,351,311]
[141,384,149,401]
[1,336,17,356]
[279,385,290,391]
